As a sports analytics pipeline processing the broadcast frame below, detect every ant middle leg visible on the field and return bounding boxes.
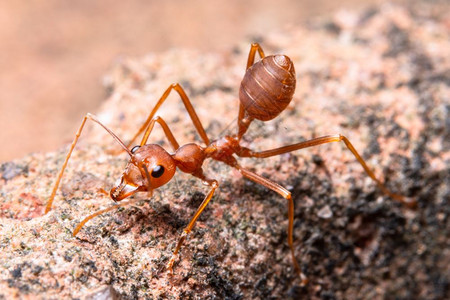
[236,166,308,285]
[127,83,210,149]
[166,178,218,273]
[238,134,416,207]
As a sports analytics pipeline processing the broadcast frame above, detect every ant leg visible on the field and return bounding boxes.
[238,134,416,207]
[237,43,266,139]
[45,113,132,214]
[236,166,308,285]
[140,116,180,151]
[245,42,266,69]
[166,179,219,273]
[127,83,209,149]
[73,198,145,236]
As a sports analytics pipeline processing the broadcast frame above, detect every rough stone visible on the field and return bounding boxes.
[0,3,448,299]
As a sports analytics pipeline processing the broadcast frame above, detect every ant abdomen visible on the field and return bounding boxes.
[239,54,296,121]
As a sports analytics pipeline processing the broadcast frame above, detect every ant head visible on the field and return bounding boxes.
[110,144,176,201]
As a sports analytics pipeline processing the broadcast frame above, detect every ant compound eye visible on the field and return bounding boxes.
[151,165,165,178]
[131,145,140,154]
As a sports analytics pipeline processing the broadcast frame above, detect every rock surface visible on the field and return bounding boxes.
[0,3,449,299]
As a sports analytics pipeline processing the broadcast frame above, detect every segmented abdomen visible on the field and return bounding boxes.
[239,54,296,121]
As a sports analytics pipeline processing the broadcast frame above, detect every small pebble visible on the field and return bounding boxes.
[0,162,26,181]
[317,205,333,219]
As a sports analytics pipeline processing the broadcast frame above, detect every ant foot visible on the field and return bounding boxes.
[402,197,417,209]
[390,193,417,208]
[166,254,177,275]
[300,273,309,286]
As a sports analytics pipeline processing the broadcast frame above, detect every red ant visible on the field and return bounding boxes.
[45,43,415,284]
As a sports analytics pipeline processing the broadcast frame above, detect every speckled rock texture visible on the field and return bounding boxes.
[0,3,449,299]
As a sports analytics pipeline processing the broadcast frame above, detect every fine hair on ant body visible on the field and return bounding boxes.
[45,43,415,284]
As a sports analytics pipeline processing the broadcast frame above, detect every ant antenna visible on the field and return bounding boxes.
[88,114,132,156]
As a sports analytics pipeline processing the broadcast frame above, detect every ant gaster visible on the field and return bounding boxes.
[45,43,415,284]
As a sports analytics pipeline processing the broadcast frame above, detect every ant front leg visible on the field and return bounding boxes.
[45,113,132,214]
[139,116,180,151]
[127,83,210,149]
[72,197,145,236]
[238,134,416,207]
[73,115,181,233]
[167,178,219,273]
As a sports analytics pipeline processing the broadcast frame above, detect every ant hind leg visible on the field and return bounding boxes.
[237,43,266,139]
[238,134,416,207]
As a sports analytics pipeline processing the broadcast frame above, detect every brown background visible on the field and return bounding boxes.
[0,0,405,162]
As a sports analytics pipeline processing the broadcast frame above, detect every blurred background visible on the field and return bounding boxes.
[0,0,409,161]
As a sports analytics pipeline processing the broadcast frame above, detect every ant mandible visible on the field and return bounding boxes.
[45,43,415,284]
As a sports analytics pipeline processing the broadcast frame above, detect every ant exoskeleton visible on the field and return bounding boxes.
[45,43,415,284]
